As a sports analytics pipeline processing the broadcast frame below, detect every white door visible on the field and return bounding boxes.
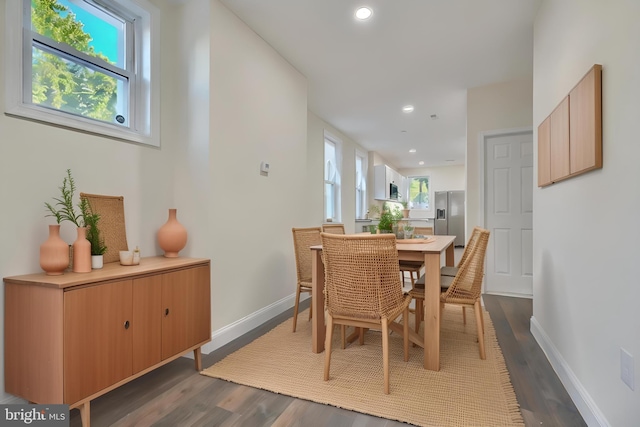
[484,130,533,296]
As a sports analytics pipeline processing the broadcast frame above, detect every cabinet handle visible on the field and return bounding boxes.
[165,308,169,316]
[124,320,130,330]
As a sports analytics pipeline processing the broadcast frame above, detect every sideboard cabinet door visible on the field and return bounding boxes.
[63,279,133,403]
[161,265,211,359]
[132,275,162,374]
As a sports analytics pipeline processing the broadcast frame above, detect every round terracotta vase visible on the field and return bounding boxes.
[40,225,70,275]
[72,227,92,273]
[157,209,188,258]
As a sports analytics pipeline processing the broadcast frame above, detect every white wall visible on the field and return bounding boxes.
[466,79,533,236]
[209,1,309,333]
[533,1,640,425]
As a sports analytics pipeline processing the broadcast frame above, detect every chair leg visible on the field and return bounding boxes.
[324,315,335,381]
[403,307,409,362]
[359,327,365,345]
[382,321,390,394]
[474,301,486,360]
[414,298,423,335]
[341,325,346,349]
[462,306,467,325]
[309,297,313,321]
[292,286,301,332]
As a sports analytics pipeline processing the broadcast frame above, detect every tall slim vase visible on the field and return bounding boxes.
[73,227,92,273]
[40,225,69,275]
[157,208,188,257]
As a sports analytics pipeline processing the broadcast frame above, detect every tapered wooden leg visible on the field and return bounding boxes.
[79,401,90,427]
[414,297,423,335]
[475,301,486,360]
[462,306,467,325]
[292,286,301,332]
[403,307,409,362]
[324,315,334,381]
[382,321,390,394]
[193,348,202,371]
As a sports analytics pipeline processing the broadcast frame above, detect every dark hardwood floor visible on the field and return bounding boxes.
[70,295,586,427]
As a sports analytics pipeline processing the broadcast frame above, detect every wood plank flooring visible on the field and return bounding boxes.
[70,295,586,427]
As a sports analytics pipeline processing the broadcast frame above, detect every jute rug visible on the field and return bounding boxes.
[201,306,524,426]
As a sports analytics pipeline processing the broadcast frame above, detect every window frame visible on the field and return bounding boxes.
[407,175,432,218]
[4,0,160,147]
[355,150,367,220]
[324,132,342,223]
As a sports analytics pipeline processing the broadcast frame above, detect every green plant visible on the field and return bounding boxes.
[81,199,107,256]
[45,169,84,226]
[377,209,394,232]
[400,200,408,209]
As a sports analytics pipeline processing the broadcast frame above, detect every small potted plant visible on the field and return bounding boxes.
[81,198,107,269]
[400,200,410,218]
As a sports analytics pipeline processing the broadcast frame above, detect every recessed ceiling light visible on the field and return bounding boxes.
[418,161,425,165]
[355,7,372,20]
[402,105,415,113]
[409,149,416,153]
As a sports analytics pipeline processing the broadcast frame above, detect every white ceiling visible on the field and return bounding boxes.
[218,0,541,169]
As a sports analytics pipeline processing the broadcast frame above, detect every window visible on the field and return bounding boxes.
[5,0,160,146]
[355,151,367,219]
[408,176,430,209]
[324,134,341,222]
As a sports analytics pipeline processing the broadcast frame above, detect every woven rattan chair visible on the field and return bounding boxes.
[321,232,411,394]
[322,224,345,234]
[440,226,482,277]
[79,193,128,264]
[291,227,322,332]
[413,226,433,235]
[410,228,490,359]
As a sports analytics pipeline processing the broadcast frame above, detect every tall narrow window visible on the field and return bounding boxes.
[324,135,341,222]
[355,152,367,219]
[5,0,159,146]
[408,176,430,209]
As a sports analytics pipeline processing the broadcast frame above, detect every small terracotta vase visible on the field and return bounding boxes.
[157,209,187,258]
[40,225,69,275]
[72,227,92,273]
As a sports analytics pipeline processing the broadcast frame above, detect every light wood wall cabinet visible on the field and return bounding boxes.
[4,257,211,427]
[538,64,602,187]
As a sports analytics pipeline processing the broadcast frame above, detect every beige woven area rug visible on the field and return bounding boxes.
[201,306,524,427]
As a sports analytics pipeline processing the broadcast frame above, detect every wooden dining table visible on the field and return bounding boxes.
[310,234,456,371]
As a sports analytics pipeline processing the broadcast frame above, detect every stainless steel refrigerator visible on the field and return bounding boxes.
[434,191,465,246]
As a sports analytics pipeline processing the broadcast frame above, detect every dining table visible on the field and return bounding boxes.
[310,234,457,371]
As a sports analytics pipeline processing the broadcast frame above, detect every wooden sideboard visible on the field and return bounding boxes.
[4,256,211,427]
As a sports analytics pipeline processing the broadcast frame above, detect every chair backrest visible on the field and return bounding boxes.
[457,226,483,268]
[80,193,128,263]
[322,224,345,234]
[443,228,490,301]
[292,227,322,284]
[413,226,433,235]
[320,233,404,319]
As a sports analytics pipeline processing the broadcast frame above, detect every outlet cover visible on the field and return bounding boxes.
[621,348,635,391]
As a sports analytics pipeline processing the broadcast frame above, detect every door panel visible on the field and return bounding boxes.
[132,275,162,374]
[64,280,132,403]
[485,130,533,296]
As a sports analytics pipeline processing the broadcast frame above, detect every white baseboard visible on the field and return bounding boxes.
[201,293,306,355]
[530,316,610,427]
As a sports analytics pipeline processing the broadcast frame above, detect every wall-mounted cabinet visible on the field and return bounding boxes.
[374,164,404,200]
[538,64,602,187]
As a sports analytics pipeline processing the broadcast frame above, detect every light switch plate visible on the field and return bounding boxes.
[621,348,635,390]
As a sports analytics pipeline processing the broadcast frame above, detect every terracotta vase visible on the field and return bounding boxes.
[157,208,187,258]
[40,225,70,275]
[72,227,92,273]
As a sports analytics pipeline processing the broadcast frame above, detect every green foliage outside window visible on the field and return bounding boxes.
[30,0,118,122]
[409,176,430,208]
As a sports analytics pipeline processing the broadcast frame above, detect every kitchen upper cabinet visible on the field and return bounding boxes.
[374,164,402,200]
[537,64,602,187]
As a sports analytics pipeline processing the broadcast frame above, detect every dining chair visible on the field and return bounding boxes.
[413,226,433,235]
[440,226,482,277]
[409,227,490,359]
[321,232,411,394]
[79,193,128,264]
[322,224,345,234]
[291,227,322,332]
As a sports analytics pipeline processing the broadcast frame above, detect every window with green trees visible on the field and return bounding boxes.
[6,0,159,146]
[408,176,430,209]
